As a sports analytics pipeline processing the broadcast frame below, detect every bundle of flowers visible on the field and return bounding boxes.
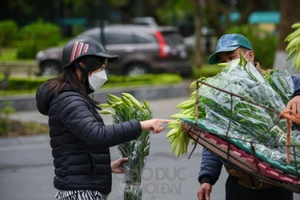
[167,56,300,177]
[100,93,152,200]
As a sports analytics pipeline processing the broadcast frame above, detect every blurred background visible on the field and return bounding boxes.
[1,1,300,200]
[0,0,300,78]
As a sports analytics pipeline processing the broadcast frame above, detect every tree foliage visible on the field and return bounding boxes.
[0,0,279,30]
[0,20,18,47]
[17,20,61,59]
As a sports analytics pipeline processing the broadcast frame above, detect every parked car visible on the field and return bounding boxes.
[131,16,158,27]
[183,27,216,54]
[36,24,192,76]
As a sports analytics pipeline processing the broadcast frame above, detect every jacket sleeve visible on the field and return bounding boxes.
[292,76,300,96]
[57,94,142,148]
[198,147,223,185]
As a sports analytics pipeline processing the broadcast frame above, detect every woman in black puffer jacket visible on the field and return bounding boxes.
[36,36,170,200]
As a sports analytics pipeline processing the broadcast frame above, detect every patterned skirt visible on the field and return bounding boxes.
[55,190,108,200]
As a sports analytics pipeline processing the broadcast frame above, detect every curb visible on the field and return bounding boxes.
[0,134,50,148]
[0,82,191,112]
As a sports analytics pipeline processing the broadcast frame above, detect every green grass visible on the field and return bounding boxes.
[0,47,36,63]
[0,48,18,61]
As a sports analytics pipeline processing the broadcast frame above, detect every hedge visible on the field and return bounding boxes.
[0,73,183,96]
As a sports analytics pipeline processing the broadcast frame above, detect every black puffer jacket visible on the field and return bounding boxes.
[36,82,142,194]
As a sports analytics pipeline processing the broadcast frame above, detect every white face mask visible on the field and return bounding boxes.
[88,70,108,91]
[243,51,250,60]
[231,51,250,63]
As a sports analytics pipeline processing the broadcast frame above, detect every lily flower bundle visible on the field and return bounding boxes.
[100,93,152,200]
[167,56,300,177]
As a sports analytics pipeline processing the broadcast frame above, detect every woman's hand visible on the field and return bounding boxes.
[140,119,172,133]
[286,95,300,114]
[111,158,128,174]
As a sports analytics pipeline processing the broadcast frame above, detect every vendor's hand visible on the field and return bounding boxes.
[286,95,300,114]
[111,158,128,174]
[197,183,212,200]
[140,119,172,133]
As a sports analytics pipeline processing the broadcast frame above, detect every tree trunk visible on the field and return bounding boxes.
[273,0,300,75]
[238,0,260,25]
[194,0,202,68]
[203,0,229,38]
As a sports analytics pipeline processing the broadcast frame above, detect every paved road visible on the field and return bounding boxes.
[1,96,299,200]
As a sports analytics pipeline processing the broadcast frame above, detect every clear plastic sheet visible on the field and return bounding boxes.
[263,69,294,105]
[107,94,152,200]
[120,183,143,200]
[191,60,300,175]
[117,129,150,200]
[118,131,150,184]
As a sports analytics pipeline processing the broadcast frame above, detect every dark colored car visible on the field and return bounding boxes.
[36,24,192,76]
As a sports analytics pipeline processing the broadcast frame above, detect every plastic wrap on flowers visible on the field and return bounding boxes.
[263,69,294,105]
[121,184,142,200]
[118,132,150,185]
[181,59,300,176]
[99,93,152,200]
[166,58,295,159]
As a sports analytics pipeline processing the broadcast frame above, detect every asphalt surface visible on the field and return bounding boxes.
[1,96,300,200]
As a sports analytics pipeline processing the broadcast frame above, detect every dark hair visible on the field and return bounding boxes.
[45,56,106,109]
